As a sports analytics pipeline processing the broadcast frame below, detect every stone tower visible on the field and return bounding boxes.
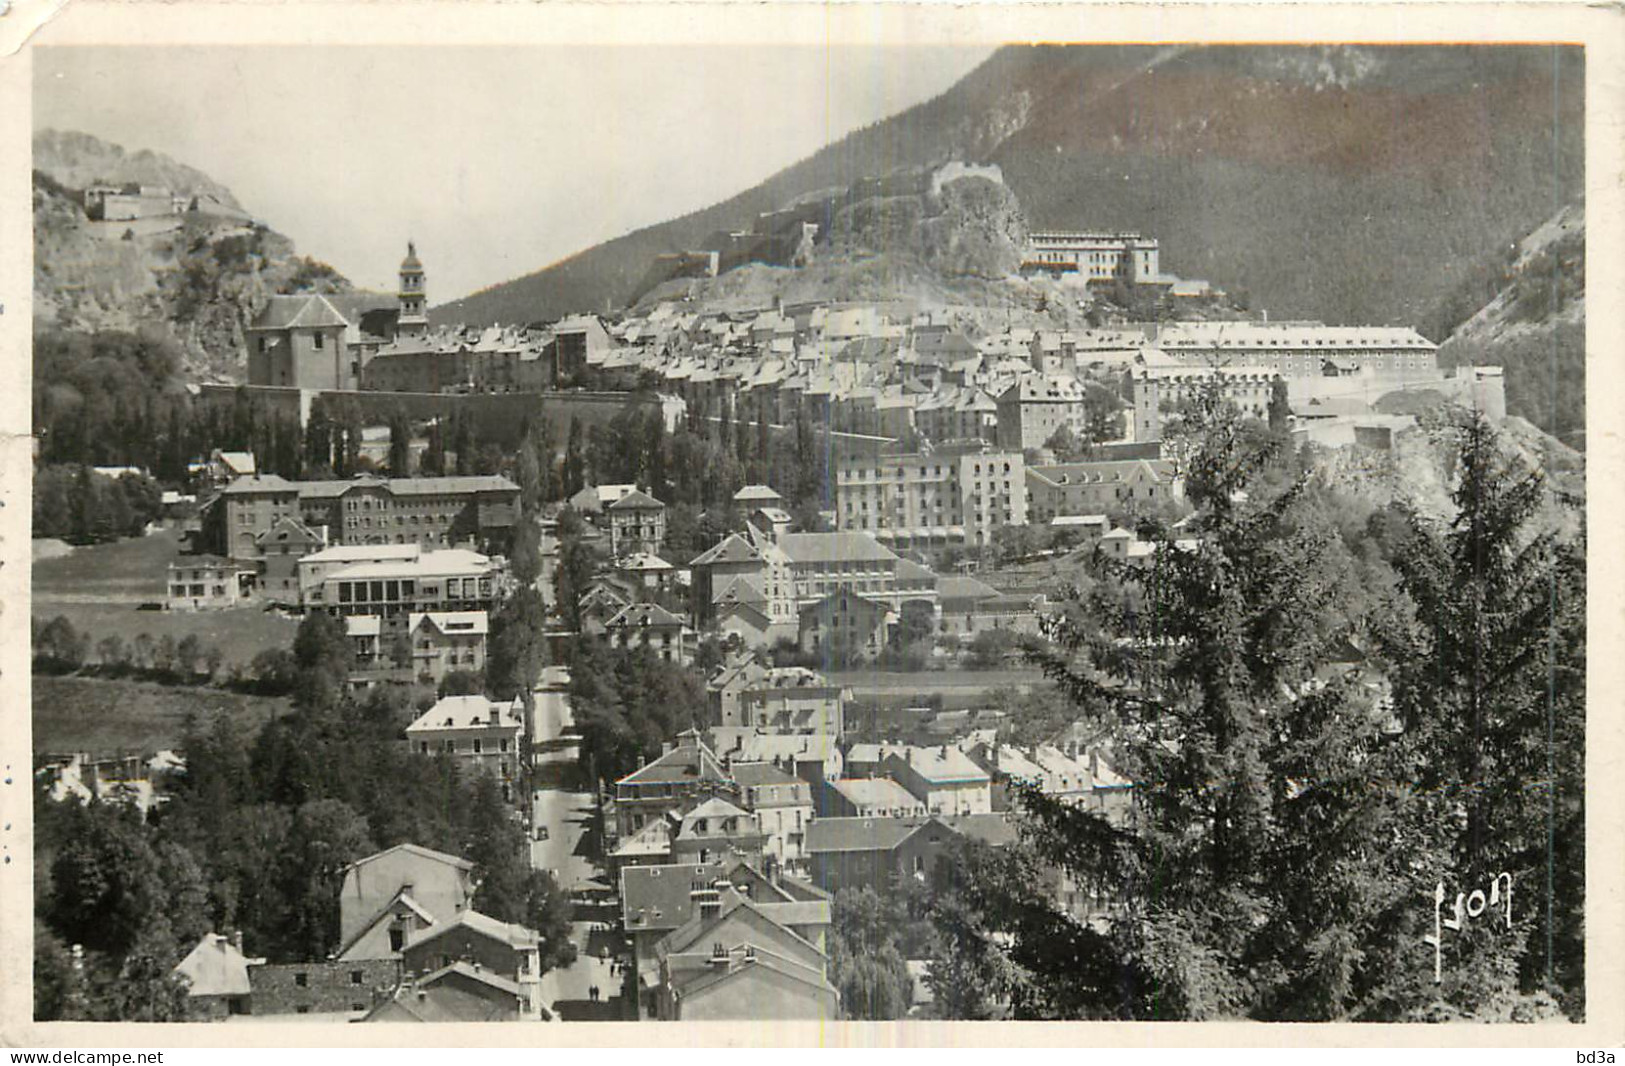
[397,240,428,337]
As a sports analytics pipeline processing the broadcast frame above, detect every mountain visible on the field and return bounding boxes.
[34,128,248,217]
[1435,203,1585,449]
[33,129,370,382]
[433,44,1583,330]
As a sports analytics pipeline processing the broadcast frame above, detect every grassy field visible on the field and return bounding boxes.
[33,532,298,669]
[33,675,288,757]
[32,601,299,672]
[32,530,185,602]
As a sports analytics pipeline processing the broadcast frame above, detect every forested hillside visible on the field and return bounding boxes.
[436,44,1581,329]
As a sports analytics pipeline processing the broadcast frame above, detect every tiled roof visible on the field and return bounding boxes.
[405,909,537,952]
[405,695,522,734]
[608,488,665,511]
[689,533,761,567]
[621,858,769,932]
[251,294,350,331]
[942,813,1020,847]
[296,474,518,500]
[174,933,263,997]
[729,761,803,788]
[344,842,474,875]
[616,738,729,787]
[804,816,930,854]
[220,474,298,495]
[777,532,896,564]
[712,574,767,606]
[937,575,1000,602]
[830,777,921,811]
[410,611,490,637]
[884,745,990,785]
[605,602,689,630]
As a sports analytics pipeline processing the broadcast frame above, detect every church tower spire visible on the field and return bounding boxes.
[397,240,428,336]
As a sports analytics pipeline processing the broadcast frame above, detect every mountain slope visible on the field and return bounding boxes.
[1436,203,1585,449]
[434,44,1582,329]
[33,130,368,382]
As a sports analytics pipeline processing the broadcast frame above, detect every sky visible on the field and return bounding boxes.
[34,45,995,302]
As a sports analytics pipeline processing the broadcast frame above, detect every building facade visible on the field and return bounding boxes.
[1025,459,1183,521]
[404,695,525,799]
[1021,231,1160,283]
[835,447,1026,549]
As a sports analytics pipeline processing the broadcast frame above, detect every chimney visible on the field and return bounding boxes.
[233,929,244,955]
[1089,748,1100,779]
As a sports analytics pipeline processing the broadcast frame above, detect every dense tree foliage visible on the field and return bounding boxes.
[34,612,577,1020]
[926,390,1584,1022]
[566,638,708,785]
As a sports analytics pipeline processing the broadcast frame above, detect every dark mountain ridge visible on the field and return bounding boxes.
[433,44,1582,330]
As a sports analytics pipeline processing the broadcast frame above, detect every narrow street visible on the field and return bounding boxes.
[529,667,624,1019]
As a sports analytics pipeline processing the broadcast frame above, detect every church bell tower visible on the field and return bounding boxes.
[397,240,428,337]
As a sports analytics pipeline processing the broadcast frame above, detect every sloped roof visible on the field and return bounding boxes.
[804,816,931,854]
[733,484,783,504]
[605,602,689,630]
[895,558,936,583]
[712,574,768,607]
[777,532,896,564]
[830,777,922,811]
[728,761,804,789]
[608,488,665,511]
[689,532,762,568]
[220,474,298,496]
[618,552,674,573]
[621,858,778,932]
[254,516,321,546]
[251,294,350,331]
[174,933,262,997]
[885,745,991,785]
[942,813,1020,847]
[406,909,538,953]
[344,842,474,875]
[616,737,729,787]
[406,695,522,734]
[676,797,758,840]
[937,575,1000,602]
[409,610,490,638]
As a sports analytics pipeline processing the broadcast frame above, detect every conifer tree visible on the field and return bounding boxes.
[1370,413,1584,1019]
[930,381,1413,1020]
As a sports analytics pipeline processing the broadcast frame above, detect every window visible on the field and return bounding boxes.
[389,928,405,952]
[313,332,325,351]
[295,972,308,987]
[473,739,483,754]
[351,970,364,985]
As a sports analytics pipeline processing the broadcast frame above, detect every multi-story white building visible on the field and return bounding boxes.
[316,548,504,638]
[408,611,489,684]
[1152,322,1438,379]
[835,447,1027,549]
[1132,366,1281,443]
[166,556,255,611]
[405,695,525,800]
[1022,231,1160,283]
[1025,459,1183,521]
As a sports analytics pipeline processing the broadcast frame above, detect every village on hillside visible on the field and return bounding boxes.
[29,43,1587,1032]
